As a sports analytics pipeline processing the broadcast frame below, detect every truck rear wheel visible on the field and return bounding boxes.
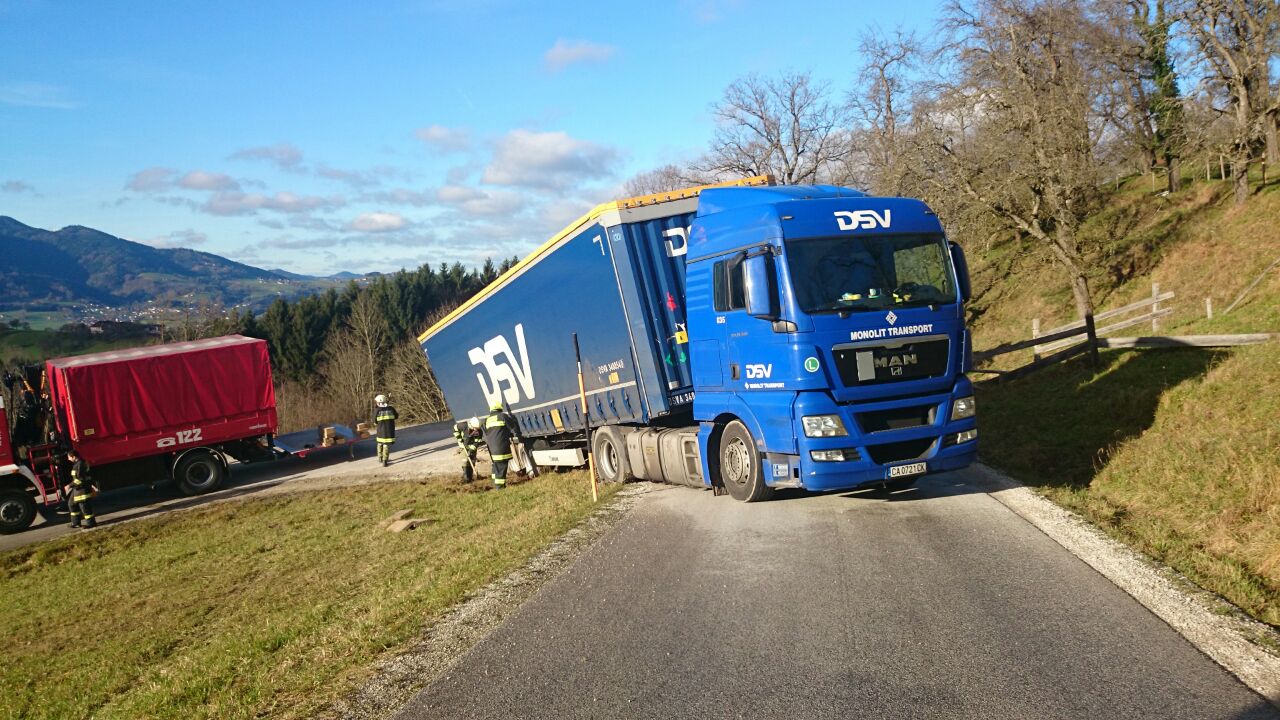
[174,450,226,496]
[592,427,633,483]
[0,488,37,534]
[719,421,773,503]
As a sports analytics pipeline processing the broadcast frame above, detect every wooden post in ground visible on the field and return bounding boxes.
[1151,282,1161,333]
[573,333,598,502]
[1206,158,1211,181]
[1084,314,1101,371]
[1206,297,1213,319]
[1262,161,1267,188]
[1220,155,1227,181]
[1031,318,1041,362]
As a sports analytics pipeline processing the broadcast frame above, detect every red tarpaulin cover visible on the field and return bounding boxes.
[45,335,278,465]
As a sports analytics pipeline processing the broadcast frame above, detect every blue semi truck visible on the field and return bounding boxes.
[419,176,977,501]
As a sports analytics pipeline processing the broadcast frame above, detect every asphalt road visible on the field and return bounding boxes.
[395,471,1278,720]
[0,421,456,553]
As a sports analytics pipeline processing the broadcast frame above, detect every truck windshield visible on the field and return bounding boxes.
[785,234,956,314]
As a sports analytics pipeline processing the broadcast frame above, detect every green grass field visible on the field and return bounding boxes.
[978,344,1279,627]
[0,472,616,720]
[0,329,148,364]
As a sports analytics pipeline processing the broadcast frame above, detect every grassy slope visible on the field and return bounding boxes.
[0,473,616,720]
[0,329,150,365]
[969,175,1280,626]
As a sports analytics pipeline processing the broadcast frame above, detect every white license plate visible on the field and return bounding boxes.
[888,462,927,478]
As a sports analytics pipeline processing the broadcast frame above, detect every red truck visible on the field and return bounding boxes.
[0,335,280,533]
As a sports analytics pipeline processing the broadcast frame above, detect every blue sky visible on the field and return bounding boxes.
[1,0,941,276]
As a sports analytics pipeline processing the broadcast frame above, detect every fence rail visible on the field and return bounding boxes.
[973,283,1276,382]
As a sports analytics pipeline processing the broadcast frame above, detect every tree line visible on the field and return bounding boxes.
[181,258,516,430]
[626,0,1279,323]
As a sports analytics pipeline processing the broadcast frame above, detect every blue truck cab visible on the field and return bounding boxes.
[419,177,976,502]
[685,185,977,501]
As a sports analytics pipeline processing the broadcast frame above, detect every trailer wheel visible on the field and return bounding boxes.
[592,427,632,483]
[0,488,37,534]
[719,421,773,503]
[174,450,226,496]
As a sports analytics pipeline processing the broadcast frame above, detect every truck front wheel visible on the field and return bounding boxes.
[174,450,226,496]
[0,488,37,534]
[719,421,773,503]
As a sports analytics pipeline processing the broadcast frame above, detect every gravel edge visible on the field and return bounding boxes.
[969,462,1280,707]
[320,483,657,720]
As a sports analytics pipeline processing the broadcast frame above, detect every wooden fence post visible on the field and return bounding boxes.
[1206,297,1213,319]
[1206,158,1211,181]
[1220,155,1227,180]
[1084,314,1100,371]
[1031,318,1041,361]
[1151,282,1161,333]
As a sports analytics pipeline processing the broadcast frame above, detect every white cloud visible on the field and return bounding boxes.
[200,191,345,216]
[482,129,620,190]
[349,211,408,232]
[437,185,526,217]
[126,167,177,192]
[0,82,78,109]
[543,39,617,72]
[229,143,304,169]
[177,170,240,191]
[415,125,471,153]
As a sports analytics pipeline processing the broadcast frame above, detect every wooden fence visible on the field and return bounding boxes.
[973,284,1276,382]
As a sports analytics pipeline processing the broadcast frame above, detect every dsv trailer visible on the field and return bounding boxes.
[419,177,978,501]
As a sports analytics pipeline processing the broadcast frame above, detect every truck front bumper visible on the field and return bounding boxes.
[778,386,977,492]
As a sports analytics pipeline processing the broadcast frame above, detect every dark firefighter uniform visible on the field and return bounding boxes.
[67,457,96,529]
[375,403,399,465]
[483,404,520,488]
[452,421,483,483]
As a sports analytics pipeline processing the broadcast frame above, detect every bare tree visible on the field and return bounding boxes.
[692,72,851,184]
[623,164,704,196]
[911,0,1106,321]
[849,29,922,194]
[1180,0,1280,205]
[383,340,451,423]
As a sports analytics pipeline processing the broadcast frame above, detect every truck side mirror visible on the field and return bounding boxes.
[949,241,972,303]
[743,253,779,321]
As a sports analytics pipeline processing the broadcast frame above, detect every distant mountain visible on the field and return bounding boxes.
[0,216,351,312]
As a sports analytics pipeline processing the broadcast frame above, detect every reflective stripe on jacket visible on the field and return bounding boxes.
[483,411,518,461]
[375,405,398,441]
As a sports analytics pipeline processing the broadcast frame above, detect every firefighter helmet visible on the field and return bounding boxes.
[375,394,388,406]
[467,416,481,429]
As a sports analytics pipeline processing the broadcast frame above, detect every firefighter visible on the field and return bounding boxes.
[483,402,520,489]
[65,449,97,529]
[374,394,398,466]
[452,416,483,483]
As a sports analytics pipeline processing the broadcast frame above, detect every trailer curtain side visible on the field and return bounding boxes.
[45,335,277,465]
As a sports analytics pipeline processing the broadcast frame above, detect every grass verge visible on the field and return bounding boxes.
[977,345,1279,627]
[0,471,617,720]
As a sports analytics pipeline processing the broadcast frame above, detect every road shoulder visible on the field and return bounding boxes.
[321,483,657,720]
[967,462,1280,707]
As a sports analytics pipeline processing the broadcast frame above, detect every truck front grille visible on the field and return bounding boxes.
[865,438,936,465]
[833,338,949,387]
[857,404,935,433]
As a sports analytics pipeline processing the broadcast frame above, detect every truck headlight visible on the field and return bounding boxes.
[950,396,976,421]
[802,415,848,437]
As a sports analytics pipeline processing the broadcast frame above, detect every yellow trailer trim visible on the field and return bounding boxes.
[416,175,773,343]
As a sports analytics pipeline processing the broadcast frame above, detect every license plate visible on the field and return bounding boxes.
[888,462,927,478]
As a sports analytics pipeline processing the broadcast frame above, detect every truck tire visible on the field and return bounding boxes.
[592,426,633,483]
[719,421,773,503]
[0,488,37,534]
[174,450,226,496]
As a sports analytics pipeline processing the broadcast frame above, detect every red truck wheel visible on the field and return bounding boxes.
[174,450,226,496]
[0,488,36,534]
